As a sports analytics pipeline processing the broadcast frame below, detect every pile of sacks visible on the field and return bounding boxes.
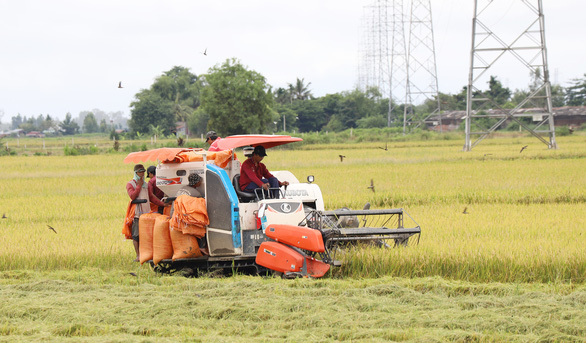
[138,195,209,265]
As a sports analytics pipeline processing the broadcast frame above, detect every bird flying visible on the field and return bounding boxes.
[379,142,388,151]
[2,213,6,219]
[339,155,346,162]
[47,225,57,234]
[367,179,375,193]
[118,81,123,88]
[203,48,207,56]
[520,145,528,153]
[462,207,469,214]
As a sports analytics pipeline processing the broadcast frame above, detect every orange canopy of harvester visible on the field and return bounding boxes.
[171,150,233,168]
[123,148,194,164]
[215,135,302,150]
[123,148,233,168]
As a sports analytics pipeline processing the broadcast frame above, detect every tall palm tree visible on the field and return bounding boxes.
[288,78,313,101]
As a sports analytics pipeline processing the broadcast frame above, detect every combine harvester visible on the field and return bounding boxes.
[124,135,421,278]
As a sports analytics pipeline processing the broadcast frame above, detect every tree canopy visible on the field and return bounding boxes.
[486,76,512,106]
[60,113,80,135]
[200,58,273,136]
[566,74,586,106]
[129,90,175,136]
[7,62,584,138]
[152,66,200,123]
[82,112,98,133]
[129,66,200,136]
[288,78,313,101]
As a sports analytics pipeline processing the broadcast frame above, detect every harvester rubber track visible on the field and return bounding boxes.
[150,256,270,277]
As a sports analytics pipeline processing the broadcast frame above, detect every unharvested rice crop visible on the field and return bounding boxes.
[0,135,584,283]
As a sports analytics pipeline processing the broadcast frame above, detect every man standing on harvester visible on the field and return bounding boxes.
[126,164,169,262]
[239,145,288,199]
[205,131,222,151]
[147,165,165,214]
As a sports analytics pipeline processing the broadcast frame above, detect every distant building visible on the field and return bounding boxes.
[25,131,45,138]
[0,129,24,138]
[551,106,586,128]
[426,106,586,131]
[42,128,57,136]
[175,121,189,137]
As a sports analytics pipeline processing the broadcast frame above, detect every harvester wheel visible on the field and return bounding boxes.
[179,267,195,277]
[152,262,173,274]
[283,272,304,279]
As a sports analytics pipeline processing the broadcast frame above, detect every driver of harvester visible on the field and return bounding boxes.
[239,145,288,199]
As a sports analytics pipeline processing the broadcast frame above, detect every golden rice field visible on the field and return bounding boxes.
[1,134,585,342]
[0,134,584,283]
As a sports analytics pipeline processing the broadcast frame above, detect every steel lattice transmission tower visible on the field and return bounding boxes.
[358,0,408,127]
[359,0,440,131]
[464,0,556,151]
[403,0,441,134]
[357,1,390,104]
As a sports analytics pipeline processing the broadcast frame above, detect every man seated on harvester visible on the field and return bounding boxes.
[239,145,288,199]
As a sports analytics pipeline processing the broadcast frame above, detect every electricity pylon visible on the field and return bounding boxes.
[404,0,441,134]
[464,0,556,151]
[359,0,440,132]
[358,0,407,127]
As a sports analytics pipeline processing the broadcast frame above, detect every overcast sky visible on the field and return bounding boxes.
[0,0,584,123]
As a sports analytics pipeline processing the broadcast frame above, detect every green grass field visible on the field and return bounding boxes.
[0,134,584,341]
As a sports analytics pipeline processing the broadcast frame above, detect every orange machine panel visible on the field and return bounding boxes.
[255,242,303,273]
[305,256,330,278]
[265,224,325,253]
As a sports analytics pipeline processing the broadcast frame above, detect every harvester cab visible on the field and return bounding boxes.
[123,135,421,278]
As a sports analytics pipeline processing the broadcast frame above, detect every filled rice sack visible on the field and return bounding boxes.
[153,215,173,265]
[170,227,202,260]
[139,213,163,264]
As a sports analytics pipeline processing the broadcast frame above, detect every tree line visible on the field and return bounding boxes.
[130,61,586,137]
[7,58,586,138]
[8,110,126,136]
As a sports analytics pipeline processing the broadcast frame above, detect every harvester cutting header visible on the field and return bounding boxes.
[123,135,421,278]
